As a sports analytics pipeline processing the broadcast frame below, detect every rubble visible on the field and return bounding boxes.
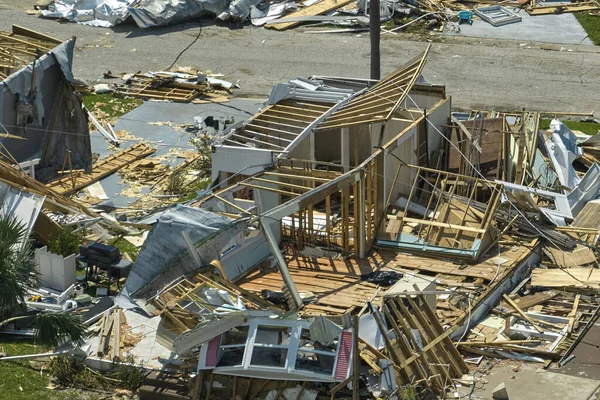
[1,23,600,400]
[35,0,600,36]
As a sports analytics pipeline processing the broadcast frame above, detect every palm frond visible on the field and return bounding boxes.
[33,312,88,349]
[0,214,36,318]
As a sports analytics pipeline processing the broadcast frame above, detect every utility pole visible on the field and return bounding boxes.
[369,0,381,80]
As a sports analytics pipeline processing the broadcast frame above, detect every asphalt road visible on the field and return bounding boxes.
[1,0,600,114]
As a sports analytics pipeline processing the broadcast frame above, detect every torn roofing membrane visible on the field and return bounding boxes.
[2,39,75,126]
[41,0,135,27]
[123,204,242,298]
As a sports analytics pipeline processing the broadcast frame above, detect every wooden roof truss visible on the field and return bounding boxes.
[220,99,333,150]
[317,45,431,130]
[0,26,61,81]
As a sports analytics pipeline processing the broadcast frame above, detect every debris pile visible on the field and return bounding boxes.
[110,70,237,104]
[32,0,600,34]
[2,24,600,400]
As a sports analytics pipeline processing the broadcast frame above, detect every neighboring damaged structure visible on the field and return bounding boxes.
[0,25,91,180]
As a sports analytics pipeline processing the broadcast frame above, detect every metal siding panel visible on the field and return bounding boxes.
[334,330,352,380]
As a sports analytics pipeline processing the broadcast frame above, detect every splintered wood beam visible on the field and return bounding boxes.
[212,194,250,215]
[45,143,156,195]
[567,294,581,336]
[503,294,544,333]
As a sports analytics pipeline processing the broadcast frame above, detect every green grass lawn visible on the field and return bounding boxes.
[540,118,600,135]
[82,93,143,122]
[0,340,110,400]
[0,339,67,400]
[575,12,600,46]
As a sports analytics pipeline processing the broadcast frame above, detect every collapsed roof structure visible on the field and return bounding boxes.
[92,43,599,398]
[0,25,598,400]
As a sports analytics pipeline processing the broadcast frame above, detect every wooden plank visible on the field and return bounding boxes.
[503,294,544,333]
[240,182,299,197]
[415,293,468,374]
[46,143,156,195]
[531,268,600,288]
[262,171,330,183]
[567,294,580,336]
[265,0,354,30]
[12,25,62,45]
[388,215,488,233]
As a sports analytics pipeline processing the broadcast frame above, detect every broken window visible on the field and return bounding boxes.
[218,326,249,367]
[295,329,337,375]
[250,326,291,368]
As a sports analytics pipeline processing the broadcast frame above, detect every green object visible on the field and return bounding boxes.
[75,294,92,306]
[575,12,600,46]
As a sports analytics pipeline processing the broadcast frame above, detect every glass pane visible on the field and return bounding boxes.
[217,347,245,367]
[221,326,249,346]
[250,347,288,368]
[295,350,335,375]
[255,326,291,345]
[299,329,312,348]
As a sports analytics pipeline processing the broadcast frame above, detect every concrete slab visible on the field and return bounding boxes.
[86,307,176,369]
[87,99,264,208]
[443,9,592,45]
[457,363,600,400]
[556,318,600,381]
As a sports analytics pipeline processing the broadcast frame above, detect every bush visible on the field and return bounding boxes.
[48,226,85,257]
[112,354,145,391]
[47,354,145,392]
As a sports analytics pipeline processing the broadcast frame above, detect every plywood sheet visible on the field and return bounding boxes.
[531,268,600,288]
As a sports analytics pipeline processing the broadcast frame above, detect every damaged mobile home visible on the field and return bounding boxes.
[1,27,600,399]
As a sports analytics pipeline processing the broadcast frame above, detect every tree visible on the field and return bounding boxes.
[0,214,86,348]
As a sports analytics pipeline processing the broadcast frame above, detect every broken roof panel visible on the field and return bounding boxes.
[316,45,430,130]
[123,205,248,299]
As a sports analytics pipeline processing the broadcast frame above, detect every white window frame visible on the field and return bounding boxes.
[210,318,342,381]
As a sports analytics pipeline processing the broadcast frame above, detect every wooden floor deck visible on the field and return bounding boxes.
[238,238,536,317]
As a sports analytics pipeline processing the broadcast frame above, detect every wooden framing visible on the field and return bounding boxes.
[0,25,63,79]
[317,46,430,130]
[381,164,501,261]
[369,295,469,393]
[46,143,156,195]
[114,74,208,102]
[221,99,333,150]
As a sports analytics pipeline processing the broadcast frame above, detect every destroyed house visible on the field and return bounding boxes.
[36,42,594,399]
[0,25,91,179]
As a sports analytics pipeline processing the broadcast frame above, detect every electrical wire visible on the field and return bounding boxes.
[165,20,203,72]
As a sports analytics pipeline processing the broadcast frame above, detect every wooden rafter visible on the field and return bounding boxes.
[317,45,430,130]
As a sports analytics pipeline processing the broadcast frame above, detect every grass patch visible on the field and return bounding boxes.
[0,339,69,400]
[177,178,211,202]
[107,236,139,260]
[540,118,600,135]
[575,12,600,46]
[82,93,142,122]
